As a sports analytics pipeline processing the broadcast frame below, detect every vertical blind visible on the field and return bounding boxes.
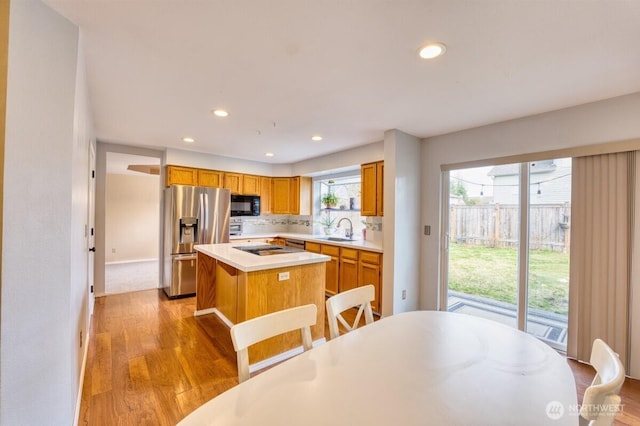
[568,151,634,368]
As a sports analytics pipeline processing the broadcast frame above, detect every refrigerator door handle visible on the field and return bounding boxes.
[199,191,206,244]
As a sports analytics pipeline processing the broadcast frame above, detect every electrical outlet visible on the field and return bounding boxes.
[278,272,290,281]
[402,290,407,300]
[112,248,116,254]
[424,225,431,236]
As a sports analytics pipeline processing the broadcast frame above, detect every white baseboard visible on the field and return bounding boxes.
[105,258,158,265]
[193,307,218,317]
[73,321,91,426]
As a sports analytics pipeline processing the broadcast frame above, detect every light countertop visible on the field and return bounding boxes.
[230,233,383,253]
[195,242,330,272]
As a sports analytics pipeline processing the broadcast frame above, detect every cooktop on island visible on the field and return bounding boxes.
[233,245,304,256]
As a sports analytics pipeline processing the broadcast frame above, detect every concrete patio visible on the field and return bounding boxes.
[447,290,568,349]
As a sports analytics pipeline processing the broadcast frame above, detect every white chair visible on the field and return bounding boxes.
[230,304,317,383]
[579,338,625,426]
[325,285,375,340]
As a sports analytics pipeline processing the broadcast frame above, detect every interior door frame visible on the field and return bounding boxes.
[87,140,96,314]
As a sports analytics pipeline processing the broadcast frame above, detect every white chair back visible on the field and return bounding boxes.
[579,338,625,426]
[325,285,375,340]
[230,304,317,383]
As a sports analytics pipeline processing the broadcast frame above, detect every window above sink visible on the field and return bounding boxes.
[315,174,365,238]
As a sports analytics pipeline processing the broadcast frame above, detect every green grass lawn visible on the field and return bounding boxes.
[448,244,569,315]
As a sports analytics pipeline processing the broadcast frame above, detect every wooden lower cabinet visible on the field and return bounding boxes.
[307,242,382,313]
[339,248,359,293]
[268,237,286,246]
[306,242,339,295]
[359,251,382,313]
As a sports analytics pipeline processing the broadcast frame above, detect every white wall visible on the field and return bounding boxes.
[165,141,384,179]
[420,92,640,376]
[105,173,160,262]
[70,33,94,421]
[292,141,383,176]
[1,0,91,423]
[382,130,421,316]
[165,148,290,176]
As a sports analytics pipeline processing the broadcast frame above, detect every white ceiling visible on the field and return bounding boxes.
[45,0,640,164]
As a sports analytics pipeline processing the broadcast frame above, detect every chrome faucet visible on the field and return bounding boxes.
[336,218,354,239]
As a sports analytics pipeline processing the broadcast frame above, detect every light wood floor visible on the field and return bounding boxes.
[79,289,640,425]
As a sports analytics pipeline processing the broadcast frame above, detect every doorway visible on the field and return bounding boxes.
[443,158,571,350]
[104,152,161,294]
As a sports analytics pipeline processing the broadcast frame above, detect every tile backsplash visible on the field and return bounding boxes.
[232,214,383,243]
[235,215,313,235]
[364,217,383,242]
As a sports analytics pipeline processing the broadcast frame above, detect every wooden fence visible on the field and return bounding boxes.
[449,203,571,252]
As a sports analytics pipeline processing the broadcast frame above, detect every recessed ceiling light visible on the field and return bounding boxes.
[311,135,323,141]
[212,109,229,117]
[182,137,195,143]
[265,152,274,157]
[418,42,446,59]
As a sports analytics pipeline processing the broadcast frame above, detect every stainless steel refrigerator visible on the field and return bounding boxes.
[163,185,231,298]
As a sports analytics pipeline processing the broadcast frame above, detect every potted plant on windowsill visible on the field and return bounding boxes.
[321,193,339,209]
[316,215,337,235]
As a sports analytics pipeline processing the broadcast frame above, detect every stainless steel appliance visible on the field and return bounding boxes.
[230,194,260,216]
[229,218,243,236]
[163,185,231,298]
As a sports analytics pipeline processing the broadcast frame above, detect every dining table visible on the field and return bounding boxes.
[179,310,578,425]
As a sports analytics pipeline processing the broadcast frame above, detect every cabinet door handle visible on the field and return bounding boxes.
[89,247,96,252]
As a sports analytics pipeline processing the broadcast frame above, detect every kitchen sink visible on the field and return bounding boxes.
[323,237,356,242]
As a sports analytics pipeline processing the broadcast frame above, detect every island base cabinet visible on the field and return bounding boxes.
[236,263,326,364]
[196,252,216,311]
[216,262,239,324]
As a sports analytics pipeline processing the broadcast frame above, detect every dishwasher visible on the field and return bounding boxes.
[284,239,306,250]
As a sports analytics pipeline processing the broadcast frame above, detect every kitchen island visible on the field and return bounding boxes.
[194,242,330,368]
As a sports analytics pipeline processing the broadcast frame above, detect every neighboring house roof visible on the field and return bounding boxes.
[488,160,557,177]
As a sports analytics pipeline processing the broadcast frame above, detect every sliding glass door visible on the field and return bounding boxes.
[446,164,519,329]
[444,158,571,350]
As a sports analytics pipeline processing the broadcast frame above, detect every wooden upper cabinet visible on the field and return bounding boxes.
[260,176,272,214]
[361,161,384,216]
[376,161,384,216]
[166,165,198,187]
[271,177,292,214]
[271,176,311,215]
[198,169,223,188]
[223,172,243,194]
[242,174,260,195]
[297,176,312,216]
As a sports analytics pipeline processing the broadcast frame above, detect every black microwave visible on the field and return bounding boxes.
[230,195,260,216]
